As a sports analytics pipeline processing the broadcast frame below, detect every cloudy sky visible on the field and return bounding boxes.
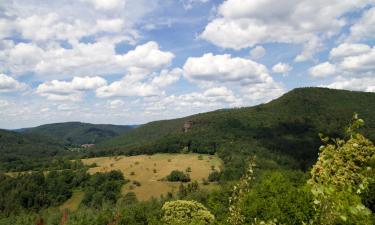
[0,0,374,129]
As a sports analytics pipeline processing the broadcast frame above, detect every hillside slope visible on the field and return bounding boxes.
[93,88,375,173]
[22,122,135,145]
[0,129,68,171]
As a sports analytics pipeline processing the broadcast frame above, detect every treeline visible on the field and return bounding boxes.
[0,169,126,217]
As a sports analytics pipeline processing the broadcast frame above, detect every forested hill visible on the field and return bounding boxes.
[92,87,375,172]
[21,122,135,145]
[0,129,68,171]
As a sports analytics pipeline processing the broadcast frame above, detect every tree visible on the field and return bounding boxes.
[162,200,215,225]
[166,170,191,182]
[308,114,375,224]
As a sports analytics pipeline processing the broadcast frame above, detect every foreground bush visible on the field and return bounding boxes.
[162,200,215,225]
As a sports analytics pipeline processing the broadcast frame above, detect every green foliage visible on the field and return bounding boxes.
[228,157,256,225]
[208,170,220,182]
[0,170,88,216]
[92,88,375,179]
[166,170,191,182]
[0,129,70,172]
[242,170,314,224]
[308,114,375,224]
[162,200,215,225]
[22,122,134,145]
[82,170,126,207]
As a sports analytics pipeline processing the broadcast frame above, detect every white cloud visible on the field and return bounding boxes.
[82,0,126,11]
[36,76,107,101]
[338,46,375,74]
[183,53,271,85]
[310,43,375,81]
[96,68,181,98]
[309,62,336,78]
[201,0,370,60]
[116,41,175,71]
[272,62,292,74]
[151,68,182,88]
[144,86,241,114]
[109,99,125,109]
[0,19,13,39]
[329,43,371,60]
[183,53,285,104]
[241,81,285,103]
[0,74,27,92]
[0,99,9,108]
[348,7,375,42]
[0,41,174,78]
[326,77,375,92]
[250,46,266,59]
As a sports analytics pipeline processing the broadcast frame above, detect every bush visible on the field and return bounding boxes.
[208,170,220,182]
[166,170,191,182]
[162,200,215,225]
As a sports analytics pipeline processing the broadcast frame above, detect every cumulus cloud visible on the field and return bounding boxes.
[200,0,370,60]
[36,76,107,101]
[96,68,182,98]
[183,53,271,85]
[348,7,375,42]
[309,62,336,78]
[0,41,174,78]
[272,63,292,74]
[312,43,375,77]
[0,74,27,92]
[250,46,266,59]
[326,77,375,92]
[144,86,241,115]
[329,43,371,60]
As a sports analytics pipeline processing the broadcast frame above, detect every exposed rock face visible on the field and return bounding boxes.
[183,121,193,133]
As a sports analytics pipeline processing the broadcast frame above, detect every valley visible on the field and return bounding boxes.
[82,153,222,201]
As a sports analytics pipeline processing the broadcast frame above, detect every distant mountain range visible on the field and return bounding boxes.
[19,122,136,145]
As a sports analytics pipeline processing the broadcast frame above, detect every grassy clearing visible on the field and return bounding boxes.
[82,153,222,201]
[59,190,85,212]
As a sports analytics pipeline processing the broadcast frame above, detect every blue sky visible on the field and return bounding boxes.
[0,0,374,129]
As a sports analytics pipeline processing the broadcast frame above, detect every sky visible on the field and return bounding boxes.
[0,0,375,129]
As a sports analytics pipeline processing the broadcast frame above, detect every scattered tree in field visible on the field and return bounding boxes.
[166,170,190,182]
[162,200,215,225]
[208,170,220,182]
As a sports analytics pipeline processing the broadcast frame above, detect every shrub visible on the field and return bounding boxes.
[208,170,220,182]
[162,200,215,225]
[166,170,191,182]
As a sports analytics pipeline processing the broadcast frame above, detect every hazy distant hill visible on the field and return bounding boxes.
[93,88,375,171]
[21,122,135,145]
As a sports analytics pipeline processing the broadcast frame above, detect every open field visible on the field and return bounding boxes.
[82,153,222,201]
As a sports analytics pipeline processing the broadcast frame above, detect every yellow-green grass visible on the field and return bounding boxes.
[59,190,85,212]
[82,153,222,201]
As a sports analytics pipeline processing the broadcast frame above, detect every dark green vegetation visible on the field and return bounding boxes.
[92,88,375,178]
[0,88,374,224]
[0,129,70,172]
[0,170,125,217]
[21,122,134,145]
[166,170,191,182]
[82,170,126,207]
